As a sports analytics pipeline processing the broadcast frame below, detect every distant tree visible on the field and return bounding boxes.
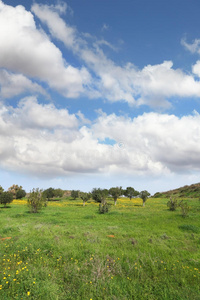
[27,188,47,213]
[124,187,139,200]
[109,187,123,205]
[8,184,23,199]
[139,190,151,207]
[0,191,13,207]
[0,185,4,195]
[153,192,162,198]
[80,192,91,206]
[16,189,26,199]
[91,188,108,204]
[43,188,55,201]
[71,190,79,200]
[53,188,64,198]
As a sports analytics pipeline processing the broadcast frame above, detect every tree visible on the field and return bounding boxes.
[0,185,4,195]
[42,188,55,201]
[16,189,26,199]
[53,188,64,198]
[80,192,91,206]
[8,184,23,199]
[91,188,108,204]
[139,190,151,207]
[124,187,139,200]
[71,190,79,200]
[0,191,13,207]
[27,188,47,213]
[109,187,123,205]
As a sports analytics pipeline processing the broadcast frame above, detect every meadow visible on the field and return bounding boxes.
[0,196,199,300]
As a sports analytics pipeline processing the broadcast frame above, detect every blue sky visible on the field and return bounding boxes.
[1,0,200,194]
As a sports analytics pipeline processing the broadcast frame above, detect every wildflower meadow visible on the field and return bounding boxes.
[0,196,199,299]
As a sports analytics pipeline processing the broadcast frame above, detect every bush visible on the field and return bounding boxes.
[27,188,47,213]
[0,192,13,207]
[99,203,110,214]
[180,202,190,218]
[167,197,179,211]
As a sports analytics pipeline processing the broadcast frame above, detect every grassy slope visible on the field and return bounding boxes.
[0,197,199,300]
[154,182,200,198]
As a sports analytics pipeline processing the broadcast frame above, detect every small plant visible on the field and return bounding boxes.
[99,202,110,214]
[180,202,190,218]
[167,197,179,211]
[27,188,47,213]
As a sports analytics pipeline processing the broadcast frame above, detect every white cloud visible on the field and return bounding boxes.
[1,98,200,178]
[0,69,47,99]
[101,23,109,32]
[192,60,200,77]
[32,2,200,107]
[181,38,200,54]
[0,1,91,98]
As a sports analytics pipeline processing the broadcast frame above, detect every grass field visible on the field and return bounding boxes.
[0,197,199,299]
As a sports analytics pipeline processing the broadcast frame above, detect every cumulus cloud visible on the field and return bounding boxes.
[192,60,200,77]
[0,97,200,177]
[91,111,200,173]
[0,0,91,98]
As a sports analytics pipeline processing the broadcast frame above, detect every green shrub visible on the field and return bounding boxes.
[180,202,190,218]
[27,188,47,213]
[0,191,13,207]
[179,224,199,233]
[99,203,110,214]
[167,197,179,211]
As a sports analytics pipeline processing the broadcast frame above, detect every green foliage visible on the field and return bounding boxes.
[178,224,200,233]
[8,184,23,199]
[0,191,13,207]
[53,188,64,198]
[27,188,47,213]
[124,187,139,200]
[79,192,90,206]
[71,190,79,200]
[42,187,54,200]
[179,202,190,218]
[43,188,64,200]
[99,202,110,214]
[16,189,26,199]
[91,188,108,204]
[167,197,179,211]
[153,192,162,198]
[109,186,123,205]
[139,190,151,206]
[0,185,4,194]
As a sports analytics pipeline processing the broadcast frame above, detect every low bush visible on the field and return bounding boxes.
[99,202,110,214]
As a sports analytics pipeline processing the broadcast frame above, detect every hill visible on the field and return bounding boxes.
[154,182,200,198]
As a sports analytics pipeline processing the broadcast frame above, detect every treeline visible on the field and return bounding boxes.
[0,184,151,209]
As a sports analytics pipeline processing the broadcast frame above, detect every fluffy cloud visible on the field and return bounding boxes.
[0,69,47,99]
[32,2,200,107]
[92,111,200,173]
[0,0,91,98]
[0,97,200,177]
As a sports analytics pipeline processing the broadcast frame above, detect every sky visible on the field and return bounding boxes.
[1,0,200,194]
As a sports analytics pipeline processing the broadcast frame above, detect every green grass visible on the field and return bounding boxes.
[0,197,199,299]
